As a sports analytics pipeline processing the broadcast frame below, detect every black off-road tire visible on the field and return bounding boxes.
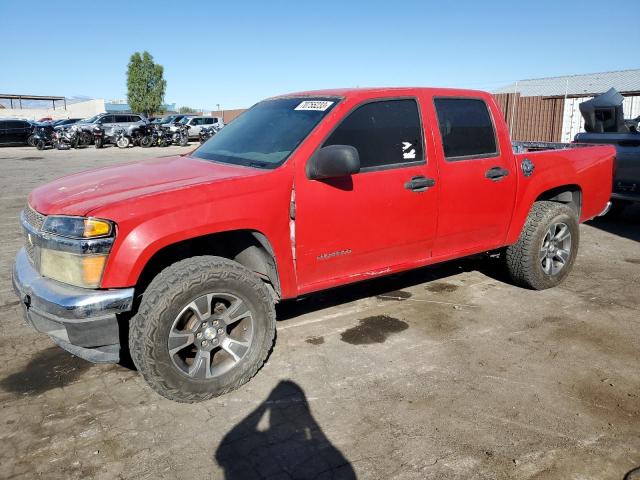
[505,201,579,290]
[129,256,276,402]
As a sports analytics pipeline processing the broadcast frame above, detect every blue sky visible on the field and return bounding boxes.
[1,0,638,110]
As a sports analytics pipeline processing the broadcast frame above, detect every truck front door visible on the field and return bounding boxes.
[429,96,517,256]
[295,98,438,291]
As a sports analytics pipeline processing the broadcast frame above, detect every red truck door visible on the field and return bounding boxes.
[429,96,517,256]
[294,98,438,291]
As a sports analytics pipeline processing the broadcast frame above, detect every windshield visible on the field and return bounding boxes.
[81,115,100,124]
[192,97,338,169]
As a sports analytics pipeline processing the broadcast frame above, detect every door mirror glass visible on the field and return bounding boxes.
[307,145,360,180]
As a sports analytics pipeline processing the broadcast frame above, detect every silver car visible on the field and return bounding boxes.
[178,116,224,139]
[74,113,147,134]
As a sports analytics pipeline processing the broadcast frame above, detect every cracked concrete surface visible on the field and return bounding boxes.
[0,145,639,479]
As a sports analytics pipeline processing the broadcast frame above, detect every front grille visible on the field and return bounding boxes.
[23,205,45,231]
[22,205,46,267]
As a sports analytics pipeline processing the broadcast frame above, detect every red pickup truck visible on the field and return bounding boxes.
[13,87,614,402]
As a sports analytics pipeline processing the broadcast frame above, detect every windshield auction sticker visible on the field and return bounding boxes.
[295,100,334,111]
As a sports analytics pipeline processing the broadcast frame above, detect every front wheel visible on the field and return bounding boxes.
[129,256,276,403]
[94,137,103,149]
[505,201,579,290]
[140,135,153,148]
[36,140,46,150]
[27,134,37,147]
[179,134,189,147]
[116,137,130,148]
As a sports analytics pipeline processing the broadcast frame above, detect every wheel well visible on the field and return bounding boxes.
[135,230,280,300]
[535,185,582,217]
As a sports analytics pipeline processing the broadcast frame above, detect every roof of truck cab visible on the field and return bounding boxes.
[273,87,490,100]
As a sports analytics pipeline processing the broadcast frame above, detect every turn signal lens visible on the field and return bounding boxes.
[84,218,112,238]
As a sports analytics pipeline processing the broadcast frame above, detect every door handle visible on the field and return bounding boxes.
[485,166,509,181]
[404,175,436,192]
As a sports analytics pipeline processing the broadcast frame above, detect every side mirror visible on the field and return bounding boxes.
[306,145,360,180]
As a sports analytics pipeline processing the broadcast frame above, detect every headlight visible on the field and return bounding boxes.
[42,216,113,238]
[40,249,108,288]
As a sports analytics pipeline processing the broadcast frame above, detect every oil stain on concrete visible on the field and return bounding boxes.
[341,315,408,345]
[425,282,459,293]
[0,346,91,395]
[376,290,412,301]
[305,336,325,345]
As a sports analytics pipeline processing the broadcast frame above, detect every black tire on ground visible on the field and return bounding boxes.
[95,137,103,149]
[36,140,45,150]
[505,201,579,290]
[128,256,276,403]
[27,134,36,147]
[140,136,153,148]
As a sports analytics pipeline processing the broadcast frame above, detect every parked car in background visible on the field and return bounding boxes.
[177,116,224,139]
[13,87,615,402]
[152,114,193,125]
[37,117,53,122]
[75,113,146,133]
[0,119,32,145]
[574,88,640,216]
[52,118,83,129]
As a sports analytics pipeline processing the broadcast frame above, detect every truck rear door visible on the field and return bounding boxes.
[295,97,438,290]
[429,96,517,256]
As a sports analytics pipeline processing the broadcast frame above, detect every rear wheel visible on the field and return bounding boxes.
[505,201,579,290]
[36,140,45,150]
[27,134,36,147]
[140,135,153,148]
[129,256,276,402]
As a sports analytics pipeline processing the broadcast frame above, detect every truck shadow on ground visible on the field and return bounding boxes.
[587,204,640,243]
[0,346,91,395]
[276,254,509,321]
[215,380,356,479]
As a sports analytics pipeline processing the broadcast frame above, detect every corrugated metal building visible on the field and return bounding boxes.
[493,69,640,142]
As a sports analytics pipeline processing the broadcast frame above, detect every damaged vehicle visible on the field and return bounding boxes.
[13,87,614,402]
[575,88,640,216]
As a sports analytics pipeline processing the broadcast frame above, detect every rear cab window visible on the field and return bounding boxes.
[433,98,498,161]
[323,99,424,171]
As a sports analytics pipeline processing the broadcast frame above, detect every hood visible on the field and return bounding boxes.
[29,155,261,216]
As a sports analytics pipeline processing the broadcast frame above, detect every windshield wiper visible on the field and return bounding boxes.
[247,161,271,169]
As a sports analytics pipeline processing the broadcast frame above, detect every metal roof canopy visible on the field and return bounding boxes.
[495,69,640,98]
[0,94,67,110]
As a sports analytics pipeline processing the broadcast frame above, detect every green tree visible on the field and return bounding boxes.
[179,106,198,114]
[126,51,167,116]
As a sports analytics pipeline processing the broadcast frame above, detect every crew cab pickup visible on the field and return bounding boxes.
[12,88,615,402]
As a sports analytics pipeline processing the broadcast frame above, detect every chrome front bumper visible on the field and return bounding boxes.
[12,248,135,363]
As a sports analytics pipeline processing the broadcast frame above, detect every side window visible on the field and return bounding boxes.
[99,115,114,124]
[323,99,424,170]
[433,98,498,160]
[129,115,141,122]
[205,118,213,125]
[115,115,129,123]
